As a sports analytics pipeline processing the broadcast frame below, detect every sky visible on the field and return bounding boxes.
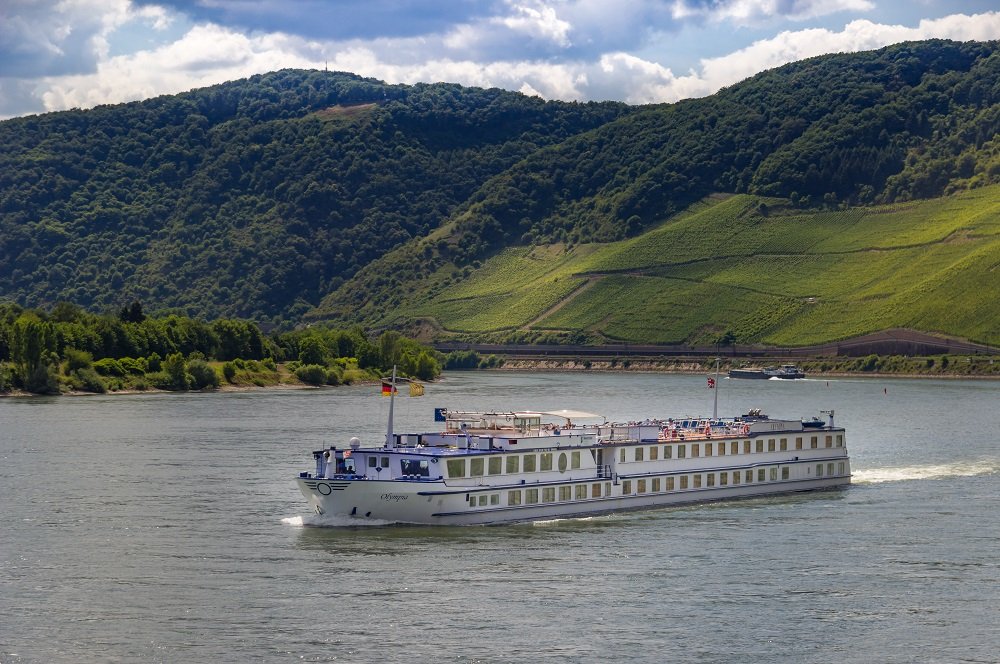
[2,0,1000,119]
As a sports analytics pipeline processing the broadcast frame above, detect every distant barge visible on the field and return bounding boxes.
[728,364,806,380]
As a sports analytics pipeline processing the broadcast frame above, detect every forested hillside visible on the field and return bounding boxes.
[316,39,1000,326]
[3,39,1000,344]
[0,70,628,322]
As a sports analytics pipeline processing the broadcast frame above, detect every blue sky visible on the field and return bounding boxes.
[1,0,999,119]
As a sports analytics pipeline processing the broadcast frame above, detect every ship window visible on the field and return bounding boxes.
[828,463,835,476]
[780,438,787,451]
[637,479,647,493]
[680,476,689,489]
[571,451,581,469]
[770,467,778,481]
[816,464,824,477]
[796,437,803,450]
[781,467,789,480]
[526,488,539,504]
[447,459,466,478]
[591,483,602,498]
[623,480,632,494]
[488,457,502,475]
[559,486,571,501]
[470,458,484,477]
[666,477,675,491]
[758,468,766,482]
[558,453,568,473]
[692,444,700,458]
[540,453,553,471]
[605,482,612,496]
[381,457,389,468]
[509,490,521,505]
[649,446,658,461]
[810,436,818,449]
[491,494,500,505]
[825,435,833,448]
[478,495,488,506]
[732,471,740,485]
[706,473,715,487]
[506,455,519,474]
[744,440,751,454]
[634,447,644,462]
[619,449,626,463]
[705,443,713,457]
[575,484,587,499]
[837,435,844,447]
[368,456,377,468]
[745,470,753,483]
[652,478,661,492]
[524,455,537,472]
[720,472,728,486]
[677,445,686,459]
[755,440,764,453]
[400,459,430,477]
[693,474,702,488]
[768,439,776,452]
[468,495,475,506]
[664,445,672,459]
[543,487,555,502]
[718,442,725,456]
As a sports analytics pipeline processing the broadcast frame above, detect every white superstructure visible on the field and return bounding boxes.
[296,404,851,525]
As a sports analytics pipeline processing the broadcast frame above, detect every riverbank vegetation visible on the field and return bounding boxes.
[0,302,440,395]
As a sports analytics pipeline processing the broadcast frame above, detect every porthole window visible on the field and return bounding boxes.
[558,453,568,473]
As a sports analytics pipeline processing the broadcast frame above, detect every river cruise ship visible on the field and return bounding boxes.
[296,402,851,525]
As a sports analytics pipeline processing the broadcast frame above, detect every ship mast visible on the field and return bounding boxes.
[385,365,397,449]
[712,357,720,420]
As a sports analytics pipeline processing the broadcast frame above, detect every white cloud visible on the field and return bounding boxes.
[671,0,875,24]
[695,11,1000,95]
[10,3,1000,118]
[494,1,572,48]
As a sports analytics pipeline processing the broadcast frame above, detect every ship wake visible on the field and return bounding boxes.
[853,459,998,484]
[281,514,399,528]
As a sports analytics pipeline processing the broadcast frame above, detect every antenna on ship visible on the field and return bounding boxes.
[385,365,397,449]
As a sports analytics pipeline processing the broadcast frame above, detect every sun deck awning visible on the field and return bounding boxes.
[538,409,604,422]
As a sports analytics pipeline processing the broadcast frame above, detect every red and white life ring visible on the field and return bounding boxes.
[741,423,750,435]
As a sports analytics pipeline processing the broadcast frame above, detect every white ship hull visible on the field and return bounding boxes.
[297,451,850,526]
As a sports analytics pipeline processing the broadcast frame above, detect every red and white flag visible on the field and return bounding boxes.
[707,377,716,389]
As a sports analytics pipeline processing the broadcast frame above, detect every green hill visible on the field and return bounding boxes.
[313,39,1000,341]
[379,186,1000,345]
[3,39,1000,347]
[0,71,628,323]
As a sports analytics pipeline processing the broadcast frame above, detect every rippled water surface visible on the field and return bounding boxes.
[1,372,998,663]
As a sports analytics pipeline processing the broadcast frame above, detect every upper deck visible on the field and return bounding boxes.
[306,408,846,487]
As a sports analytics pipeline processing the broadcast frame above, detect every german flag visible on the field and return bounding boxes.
[381,381,397,396]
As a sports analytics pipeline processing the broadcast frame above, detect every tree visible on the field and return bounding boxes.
[298,335,327,365]
[119,301,146,323]
[10,314,59,393]
[163,352,189,390]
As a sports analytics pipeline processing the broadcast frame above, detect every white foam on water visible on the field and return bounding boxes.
[853,459,998,484]
[281,513,398,528]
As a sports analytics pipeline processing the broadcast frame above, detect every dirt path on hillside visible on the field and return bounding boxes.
[522,276,602,329]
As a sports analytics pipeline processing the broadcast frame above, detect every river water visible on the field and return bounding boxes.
[1,371,998,663]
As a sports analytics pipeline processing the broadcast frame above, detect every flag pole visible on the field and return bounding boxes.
[712,357,720,420]
[386,365,396,449]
